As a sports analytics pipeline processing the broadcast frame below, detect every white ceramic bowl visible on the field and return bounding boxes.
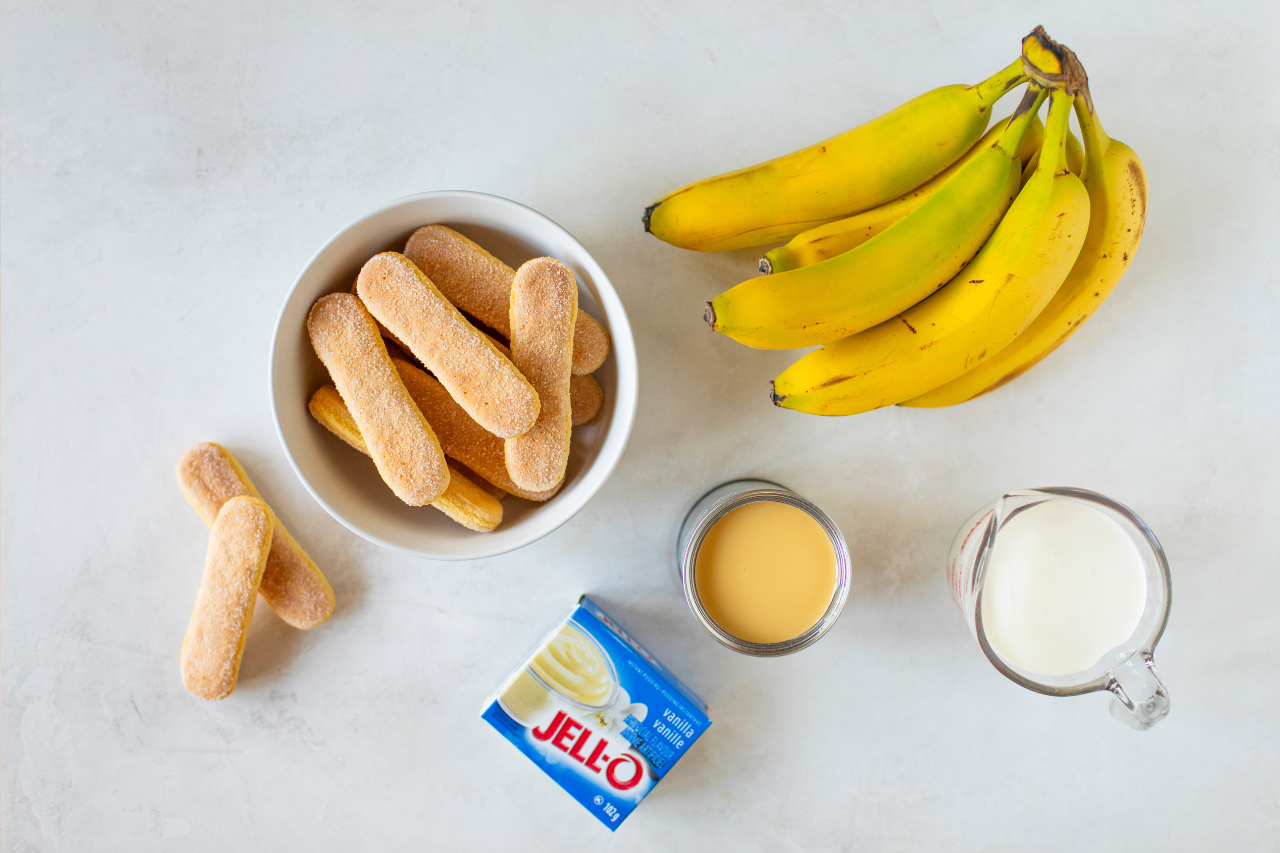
[270,192,637,560]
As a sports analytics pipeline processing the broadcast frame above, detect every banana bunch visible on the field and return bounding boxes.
[645,27,1146,415]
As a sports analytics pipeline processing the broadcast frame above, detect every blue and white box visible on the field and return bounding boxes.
[481,596,710,830]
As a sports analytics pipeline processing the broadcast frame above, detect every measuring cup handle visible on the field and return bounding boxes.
[1106,653,1171,730]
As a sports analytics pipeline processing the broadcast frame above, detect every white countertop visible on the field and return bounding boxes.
[3,1,1278,849]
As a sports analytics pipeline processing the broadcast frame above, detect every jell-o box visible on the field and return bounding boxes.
[481,596,710,830]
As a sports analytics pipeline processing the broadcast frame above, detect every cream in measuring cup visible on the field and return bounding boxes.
[949,487,1172,729]
[483,596,710,830]
[980,499,1148,676]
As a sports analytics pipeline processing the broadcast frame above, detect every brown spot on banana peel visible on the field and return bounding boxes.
[1008,86,1042,122]
[983,342,1064,396]
[900,316,917,334]
[1128,160,1148,216]
[971,321,1082,403]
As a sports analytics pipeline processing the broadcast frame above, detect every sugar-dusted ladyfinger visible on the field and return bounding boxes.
[403,225,610,375]
[479,330,603,427]
[176,443,335,629]
[307,385,503,532]
[356,252,539,439]
[307,292,449,506]
[181,496,274,700]
[451,461,506,500]
[349,279,417,364]
[389,358,560,501]
[505,258,577,493]
[570,374,604,425]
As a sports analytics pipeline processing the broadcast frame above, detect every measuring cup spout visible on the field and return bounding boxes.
[1106,653,1170,731]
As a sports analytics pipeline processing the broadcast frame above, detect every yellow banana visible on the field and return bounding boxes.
[771,90,1090,416]
[1020,127,1083,186]
[643,59,1027,252]
[706,86,1048,350]
[902,83,1145,407]
[762,113,1045,274]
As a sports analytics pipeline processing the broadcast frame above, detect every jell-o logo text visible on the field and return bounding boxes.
[532,711,644,791]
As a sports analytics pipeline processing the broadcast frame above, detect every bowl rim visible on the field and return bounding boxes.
[268,190,638,560]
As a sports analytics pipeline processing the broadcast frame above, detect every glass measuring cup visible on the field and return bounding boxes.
[948,487,1171,730]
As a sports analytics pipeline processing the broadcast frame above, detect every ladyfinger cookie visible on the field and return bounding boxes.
[181,496,275,700]
[569,313,611,377]
[481,329,604,425]
[307,385,503,532]
[349,279,417,364]
[307,292,449,506]
[570,374,604,425]
[403,225,610,374]
[390,358,560,501]
[356,252,539,439]
[451,461,507,500]
[176,443,335,630]
[505,258,577,492]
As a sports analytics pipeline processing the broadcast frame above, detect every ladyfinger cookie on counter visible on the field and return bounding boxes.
[307,292,450,506]
[177,443,335,629]
[391,358,560,501]
[403,225,610,375]
[505,258,577,493]
[356,252,540,439]
[307,385,503,532]
[181,496,274,700]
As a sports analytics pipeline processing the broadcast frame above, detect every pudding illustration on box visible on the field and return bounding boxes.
[482,596,710,830]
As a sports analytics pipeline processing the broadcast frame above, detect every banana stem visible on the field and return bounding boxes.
[1065,46,1107,154]
[1023,26,1091,99]
[995,85,1048,157]
[1074,92,1111,174]
[1040,90,1073,175]
[975,57,1028,104]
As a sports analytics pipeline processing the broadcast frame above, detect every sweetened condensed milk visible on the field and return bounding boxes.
[695,500,838,644]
